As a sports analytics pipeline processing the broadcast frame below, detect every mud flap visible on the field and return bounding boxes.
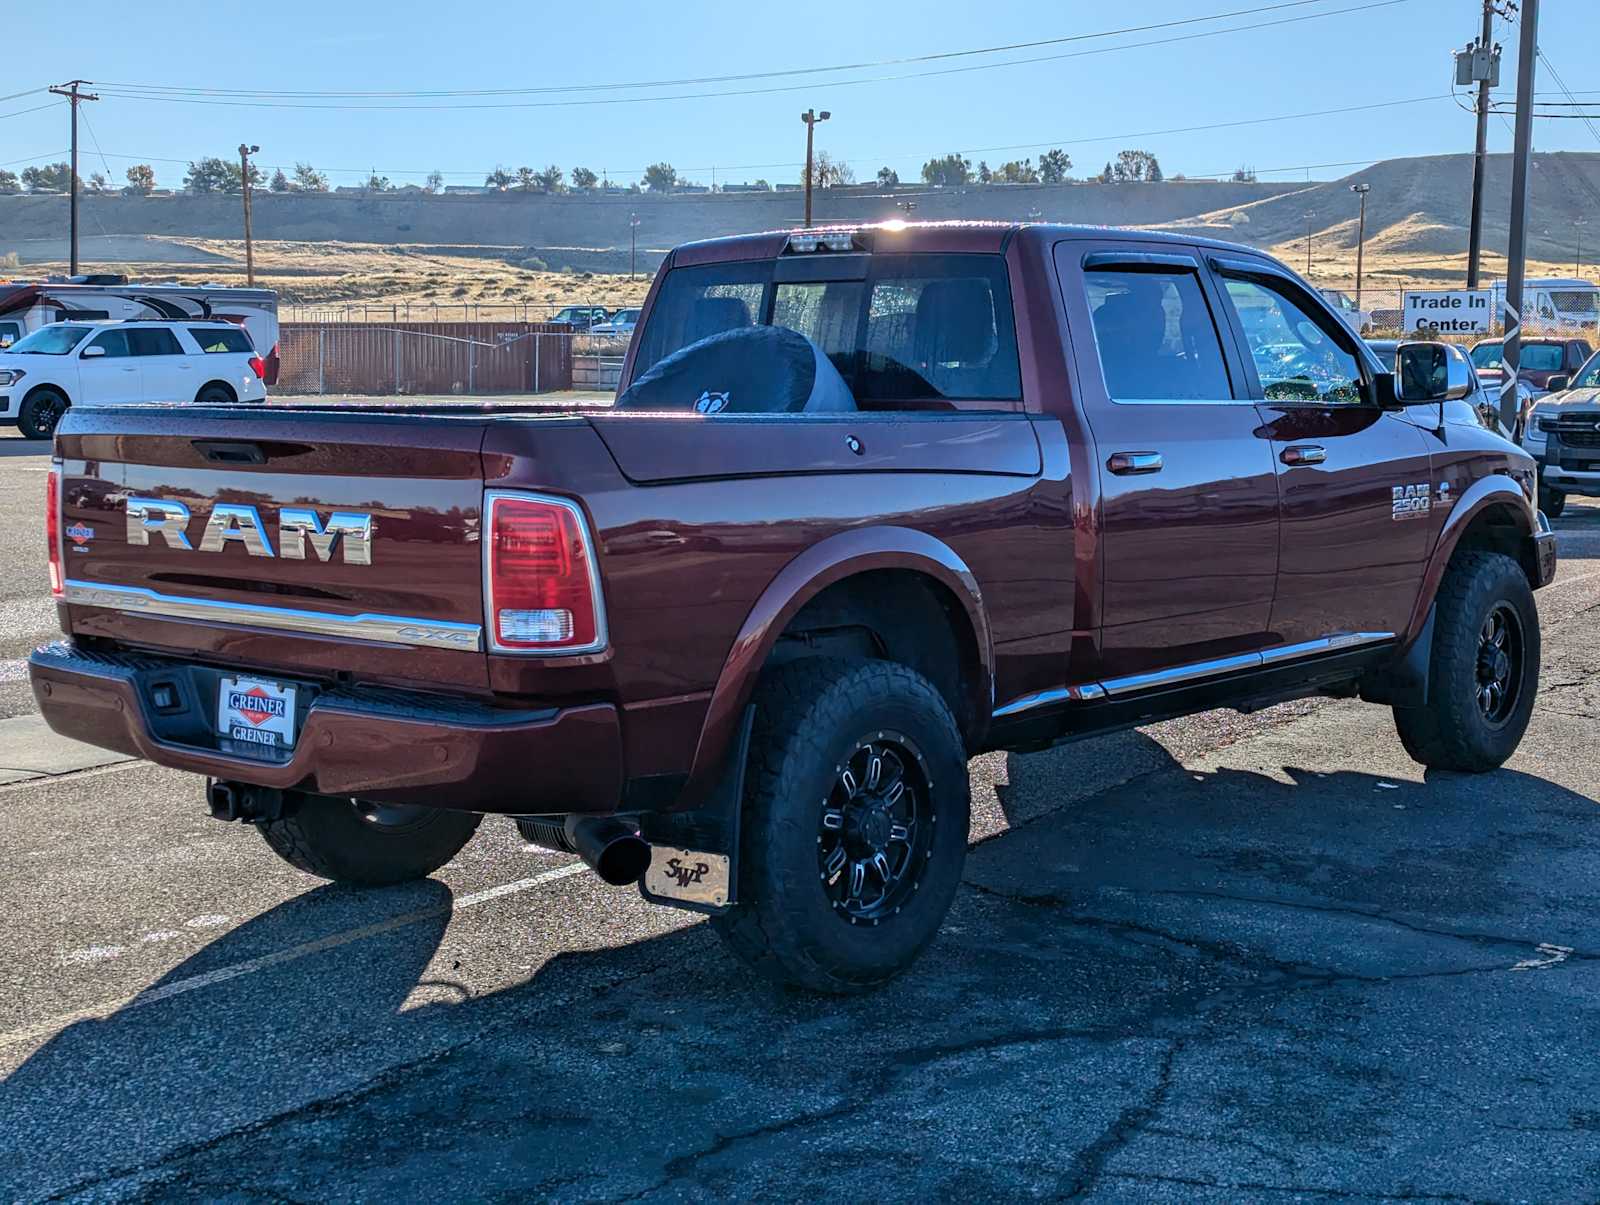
[637,706,753,916]
[1359,606,1434,708]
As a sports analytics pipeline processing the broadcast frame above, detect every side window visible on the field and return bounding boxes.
[1084,269,1233,401]
[87,329,132,358]
[0,321,20,348]
[1221,278,1363,404]
[188,327,253,354]
[129,328,183,357]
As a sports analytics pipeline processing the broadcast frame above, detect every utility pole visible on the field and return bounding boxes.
[1575,217,1587,275]
[239,144,259,286]
[1350,183,1371,316]
[47,80,99,277]
[1462,0,1502,289]
[629,212,640,280]
[1305,210,1313,276]
[800,108,830,228]
[1500,0,1538,434]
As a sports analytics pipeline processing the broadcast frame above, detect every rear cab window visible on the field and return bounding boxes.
[188,326,254,354]
[632,252,1022,409]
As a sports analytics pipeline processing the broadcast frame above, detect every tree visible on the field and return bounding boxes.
[365,174,392,192]
[995,159,1039,184]
[269,168,291,192]
[752,179,770,190]
[1231,166,1257,183]
[977,161,992,184]
[1100,161,1114,184]
[875,166,899,187]
[0,170,19,194]
[571,166,598,190]
[486,166,514,191]
[920,152,972,187]
[293,162,329,192]
[515,166,537,191]
[21,162,75,193]
[805,151,853,189]
[424,170,444,193]
[1112,149,1163,183]
[1039,148,1071,184]
[643,162,678,193]
[535,165,564,192]
[183,156,259,194]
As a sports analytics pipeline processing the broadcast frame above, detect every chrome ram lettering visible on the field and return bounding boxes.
[125,497,194,550]
[199,504,275,557]
[124,498,375,564]
[278,508,373,566]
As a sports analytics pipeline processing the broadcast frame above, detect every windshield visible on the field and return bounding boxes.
[1471,342,1502,369]
[9,324,89,355]
[1521,344,1564,372]
[633,253,1022,404]
[1572,351,1600,390]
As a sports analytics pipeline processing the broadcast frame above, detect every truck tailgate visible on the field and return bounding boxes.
[54,406,496,692]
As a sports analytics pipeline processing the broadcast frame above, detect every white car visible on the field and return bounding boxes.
[590,308,641,338]
[0,320,268,439]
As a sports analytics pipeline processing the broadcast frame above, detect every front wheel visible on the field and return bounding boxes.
[18,389,69,440]
[711,658,971,994]
[257,794,482,886]
[1393,550,1540,772]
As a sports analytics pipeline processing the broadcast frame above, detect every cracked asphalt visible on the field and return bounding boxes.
[2,428,1599,1201]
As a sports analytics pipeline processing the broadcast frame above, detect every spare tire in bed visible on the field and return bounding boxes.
[618,325,855,414]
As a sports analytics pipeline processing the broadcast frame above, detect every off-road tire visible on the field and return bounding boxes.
[195,383,236,405]
[257,795,482,886]
[1538,484,1566,518]
[711,658,970,994]
[18,388,69,440]
[1393,550,1539,772]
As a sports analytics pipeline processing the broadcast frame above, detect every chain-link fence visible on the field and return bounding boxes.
[282,301,627,325]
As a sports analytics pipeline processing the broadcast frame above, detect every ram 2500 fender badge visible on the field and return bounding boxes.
[1392,483,1433,521]
[125,497,374,565]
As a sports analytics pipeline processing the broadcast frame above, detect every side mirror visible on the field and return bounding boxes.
[1394,341,1470,404]
[80,344,106,358]
[1546,374,1569,393]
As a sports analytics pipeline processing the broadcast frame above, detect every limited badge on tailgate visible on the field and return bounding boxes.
[217,676,298,752]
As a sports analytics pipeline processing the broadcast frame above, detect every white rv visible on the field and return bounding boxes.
[1488,278,1600,334]
[0,278,280,383]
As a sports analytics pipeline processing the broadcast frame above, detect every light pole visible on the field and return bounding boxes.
[1576,218,1587,275]
[239,143,260,287]
[1350,182,1371,317]
[800,108,830,228]
[629,212,640,280]
[1305,210,1313,276]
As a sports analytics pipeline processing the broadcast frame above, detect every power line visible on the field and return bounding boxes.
[0,100,64,122]
[88,0,1377,101]
[88,0,1412,112]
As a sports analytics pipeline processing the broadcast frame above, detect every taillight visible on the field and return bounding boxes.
[485,492,605,654]
[45,467,62,597]
[247,355,266,380]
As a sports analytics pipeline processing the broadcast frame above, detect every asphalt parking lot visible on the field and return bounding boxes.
[2,426,1599,1201]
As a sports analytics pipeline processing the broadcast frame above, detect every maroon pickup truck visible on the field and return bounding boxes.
[31,222,1558,993]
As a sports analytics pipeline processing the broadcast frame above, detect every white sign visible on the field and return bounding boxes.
[1402,289,1491,334]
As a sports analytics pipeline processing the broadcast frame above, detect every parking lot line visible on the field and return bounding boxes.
[0,860,588,1052]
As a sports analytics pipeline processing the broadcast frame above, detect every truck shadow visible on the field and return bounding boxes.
[3,743,1599,1199]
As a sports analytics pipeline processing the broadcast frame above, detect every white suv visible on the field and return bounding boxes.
[0,320,268,439]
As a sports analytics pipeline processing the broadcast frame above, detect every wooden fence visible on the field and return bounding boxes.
[275,322,574,395]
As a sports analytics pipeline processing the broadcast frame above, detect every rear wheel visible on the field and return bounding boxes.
[195,383,237,405]
[257,794,481,886]
[1393,551,1539,772]
[18,388,68,440]
[711,658,970,994]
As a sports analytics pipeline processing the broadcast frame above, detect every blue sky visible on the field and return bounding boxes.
[2,0,1596,190]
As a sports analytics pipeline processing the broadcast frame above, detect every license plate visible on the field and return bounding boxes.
[217,676,297,751]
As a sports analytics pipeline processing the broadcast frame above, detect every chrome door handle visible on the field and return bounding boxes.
[1107,451,1164,475]
[1281,444,1326,466]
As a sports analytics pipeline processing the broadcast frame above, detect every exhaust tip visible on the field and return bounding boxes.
[593,834,652,886]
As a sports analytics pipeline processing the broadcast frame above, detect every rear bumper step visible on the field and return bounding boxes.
[27,641,622,813]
